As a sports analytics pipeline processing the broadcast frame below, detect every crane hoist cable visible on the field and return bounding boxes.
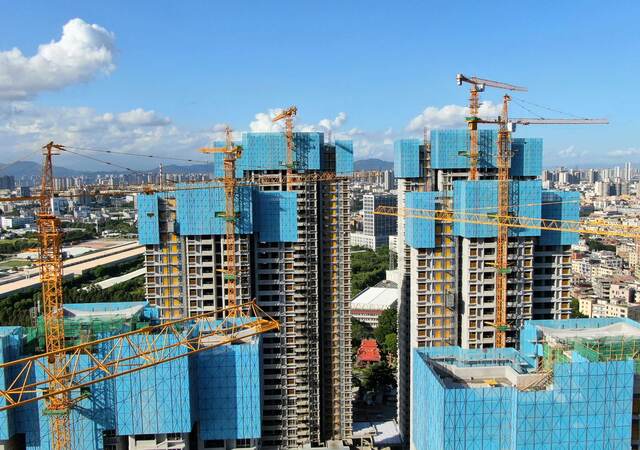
[65,145,210,164]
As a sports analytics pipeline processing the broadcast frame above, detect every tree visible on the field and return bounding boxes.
[586,239,615,253]
[351,318,373,348]
[351,246,389,296]
[571,298,587,318]
[361,361,396,391]
[383,333,397,355]
[374,304,397,343]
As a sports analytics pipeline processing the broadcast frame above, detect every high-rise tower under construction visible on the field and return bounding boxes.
[137,131,354,449]
[391,129,578,442]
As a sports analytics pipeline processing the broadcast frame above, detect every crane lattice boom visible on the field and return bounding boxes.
[0,301,278,412]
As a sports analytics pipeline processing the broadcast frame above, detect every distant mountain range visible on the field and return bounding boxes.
[0,158,391,178]
[354,158,393,171]
[0,161,213,178]
[0,161,83,178]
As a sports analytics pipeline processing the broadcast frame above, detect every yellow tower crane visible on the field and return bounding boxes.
[487,94,607,347]
[0,143,278,449]
[456,74,526,180]
[378,95,607,347]
[272,106,297,187]
[37,141,72,449]
[200,127,243,312]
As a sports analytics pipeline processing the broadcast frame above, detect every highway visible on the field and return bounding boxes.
[0,242,145,298]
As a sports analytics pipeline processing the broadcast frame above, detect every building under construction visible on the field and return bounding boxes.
[392,128,579,441]
[0,301,263,450]
[137,131,354,449]
[412,317,640,450]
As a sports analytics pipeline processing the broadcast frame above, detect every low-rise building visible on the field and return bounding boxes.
[579,295,640,321]
[351,281,398,327]
[0,216,35,229]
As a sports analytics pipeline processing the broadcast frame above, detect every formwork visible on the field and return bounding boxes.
[404,192,437,248]
[335,140,354,175]
[574,337,640,371]
[255,191,298,242]
[35,302,152,348]
[394,139,421,179]
[538,190,580,245]
[452,180,542,238]
[430,129,497,170]
[511,138,543,178]
[175,184,254,235]
[137,193,160,245]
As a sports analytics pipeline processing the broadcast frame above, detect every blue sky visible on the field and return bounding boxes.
[0,1,638,169]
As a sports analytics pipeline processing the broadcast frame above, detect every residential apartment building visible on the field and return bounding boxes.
[137,131,353,449]
[392,129,577,441]
[350,193,397,250]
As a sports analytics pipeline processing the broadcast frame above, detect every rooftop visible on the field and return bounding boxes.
[351,285,397,310]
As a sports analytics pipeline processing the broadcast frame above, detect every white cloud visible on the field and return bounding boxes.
[249,110,283,132]
[609,148,640,157]
[318,112,347,131]
[249,109,348,134]
[406,101,500,132]
[0,102,205,169]
[0,18,116,100]
[117,108,171,126]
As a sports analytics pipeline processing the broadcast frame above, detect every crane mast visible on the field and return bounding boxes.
[200,127,243,312]
[495,95,512,347]
[37,142,72,450]
[272,106,297,188]
[1,142,278,449]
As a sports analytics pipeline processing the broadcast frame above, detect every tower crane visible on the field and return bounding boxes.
[272,106,297,187]
[37,141,72,449]
[4,142,277,450]
[481,93,606,347]
[456,74,527,181]
[200,127,243,313]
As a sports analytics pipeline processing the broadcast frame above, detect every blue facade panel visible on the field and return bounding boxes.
[431,129,497,169]
[412,352,444,450]
[255,191,298,242]
[511,138,543,177]
[413,345,636,450]
[209,140,227,178]
[453,180,542,238]
[194,339,262,440]
[293,132,322,171]
[175,185,254,236]
[238,132,323,175]
[394,139,421,179]
[239,133,286,175]
[0,313,265,448]
[0,327,22,441]
[137,194,160,245]
[335,140,354,175]
[114,336,192,436]
[539,190,580,245]
[405,192,437,249]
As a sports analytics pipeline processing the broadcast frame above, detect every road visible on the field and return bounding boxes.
[0,242,144,298]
